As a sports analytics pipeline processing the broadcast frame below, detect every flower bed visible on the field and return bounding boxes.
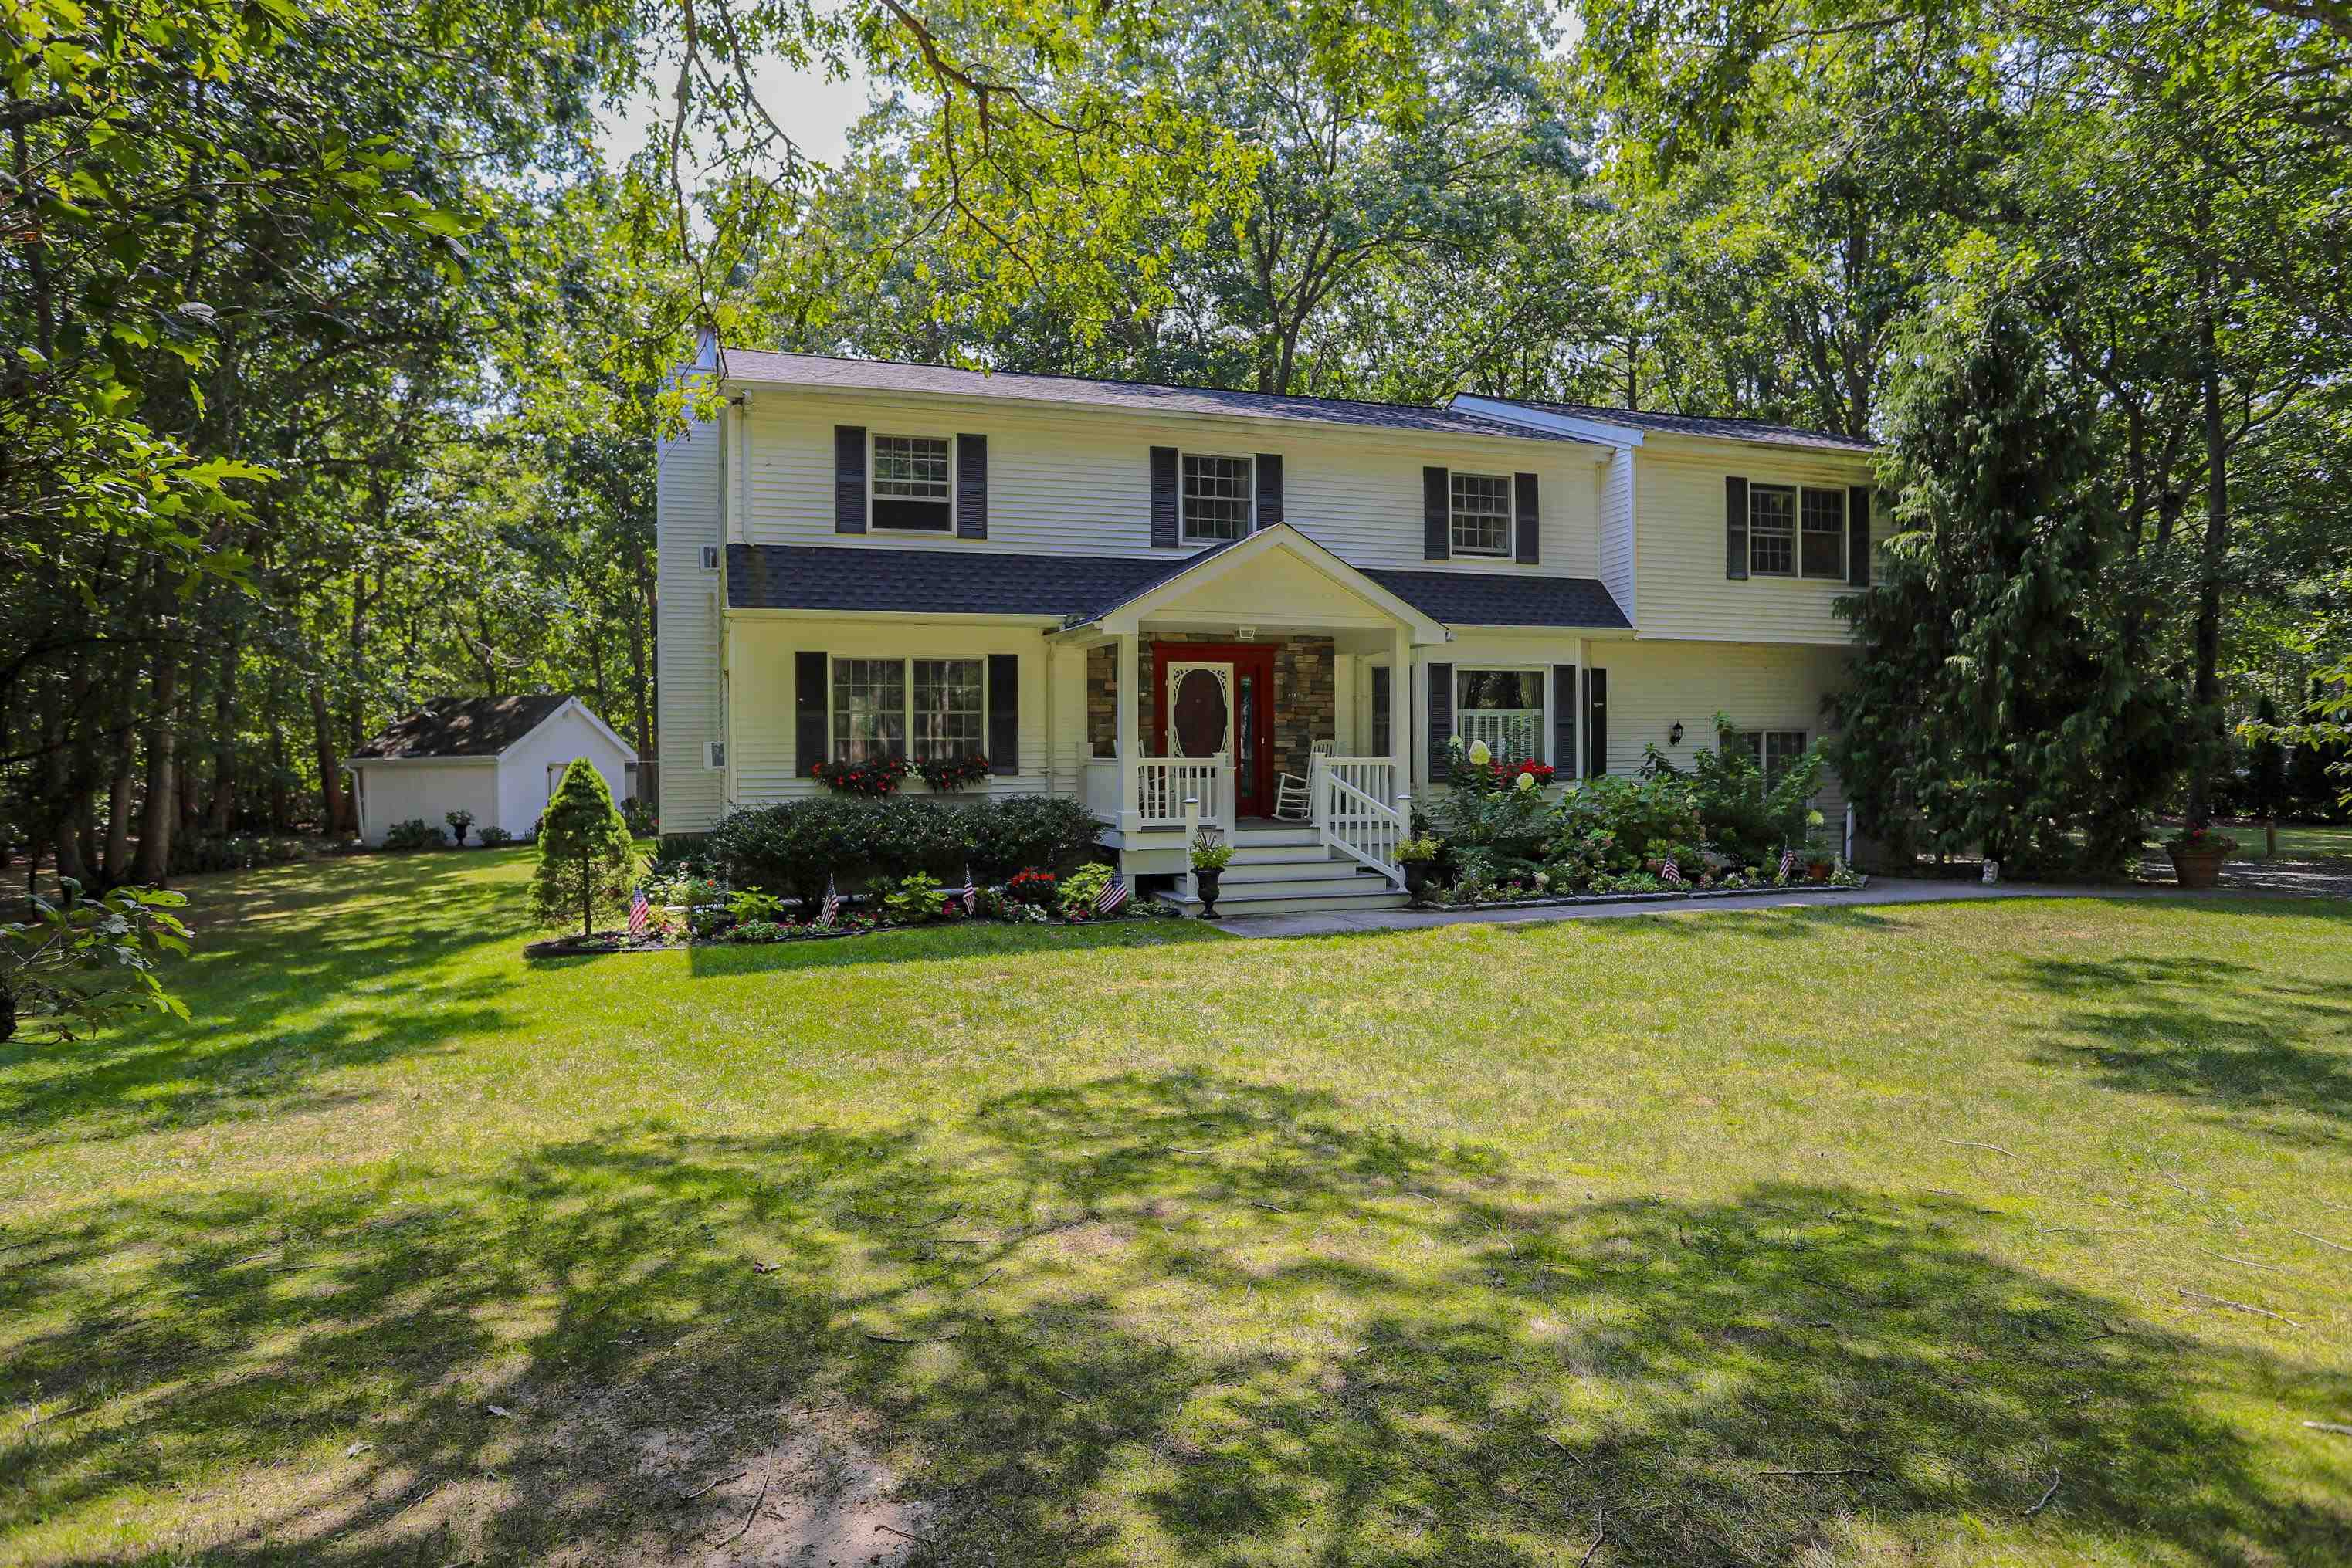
[1408,869,1868,913]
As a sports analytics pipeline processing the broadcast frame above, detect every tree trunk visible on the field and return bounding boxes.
[626,524,656,770]
[52,804,90,887]
[2186,303,2230,826]
[103,752,135,883]
[580,848,592,936]
[129,655,179,883]
[208,623,239,832]
[268,717,290,833]
[310,682,346,835]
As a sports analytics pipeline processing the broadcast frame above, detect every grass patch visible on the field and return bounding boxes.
[4,851,2349,1565]
[2238,821,2352,862]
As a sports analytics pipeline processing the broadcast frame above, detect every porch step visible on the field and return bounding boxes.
[1178,838,1407,917]
[1225,840,1354,867]
[1222,824,1323,848]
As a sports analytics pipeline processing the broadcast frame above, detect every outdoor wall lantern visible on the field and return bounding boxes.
[1669,721,1685,746]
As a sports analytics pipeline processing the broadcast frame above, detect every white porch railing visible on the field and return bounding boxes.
[1085,753,1235,831]
[1458,709,1542,761]
[1138,755,1232,829]
[1312,756,1407,882]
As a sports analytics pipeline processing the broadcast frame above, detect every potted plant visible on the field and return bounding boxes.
[2166,824,2237,889]
[1801,811,1832,879]
[1397,835,1441,898]
[1190,832,1233,919]
[445,808,474,847]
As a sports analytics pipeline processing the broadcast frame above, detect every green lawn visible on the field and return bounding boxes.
[2239,821,2352,861]
[4,852,2349,1566]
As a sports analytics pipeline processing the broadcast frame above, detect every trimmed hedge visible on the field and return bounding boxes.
[706,794,1103,903]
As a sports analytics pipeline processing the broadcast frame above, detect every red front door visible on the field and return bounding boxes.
[1151,642,1276,817]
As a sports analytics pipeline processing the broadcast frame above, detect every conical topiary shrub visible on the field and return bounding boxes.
[531,758,644,937]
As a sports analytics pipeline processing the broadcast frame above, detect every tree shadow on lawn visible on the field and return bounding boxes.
[5,1074,2343,1566]
[2013,951,2352,1143]
[0,855,544,1148]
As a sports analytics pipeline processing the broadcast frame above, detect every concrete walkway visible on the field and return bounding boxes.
[1212,877,2313,939]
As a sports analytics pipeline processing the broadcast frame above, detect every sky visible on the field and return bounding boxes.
[598,54,875,171]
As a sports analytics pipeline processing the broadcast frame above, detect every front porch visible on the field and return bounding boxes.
[1046,525,1450,898]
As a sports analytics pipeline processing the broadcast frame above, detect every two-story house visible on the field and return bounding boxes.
[655,342,1877,915]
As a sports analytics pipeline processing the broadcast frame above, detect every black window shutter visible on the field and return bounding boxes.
[834,426,867,534]
[1150,445,1179,547]
[1423,466,1450,560]
[1425,661,1453,777]
[1514,472,1540,564]
[987,653,1018,774]
[1255,453,1284,530]
[795,652,828,774]
[1585,667,1608,777]
[1552,665,1577,772]
[1371,665,1392,755]
[957,433,988,540]
[1847,484,1870,587]
[1724,476,1748,579]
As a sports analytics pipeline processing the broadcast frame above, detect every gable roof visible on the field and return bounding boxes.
[716,349,1604,445]
[1062,524,1452,642]
[1451,395,1878,454]
[725,543,1630,632]
[350,695,574,760]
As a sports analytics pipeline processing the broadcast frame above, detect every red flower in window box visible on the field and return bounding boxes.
[813,755,910,795]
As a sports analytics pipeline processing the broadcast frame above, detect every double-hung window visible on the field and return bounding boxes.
[832,656,985,764]
[1181,453,1252,542]
[1799,487,1845,579]
[1456,669,1545,763]
[1748,483,1797,576]
[1450,472,1513,557]
[872,434,953,530]
[1739,729,1808,789]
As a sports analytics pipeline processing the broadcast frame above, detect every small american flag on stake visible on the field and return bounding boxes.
[1093,872,1130,915]
[626,886,649,937]
[1778,848,1796,883]
[957,865,978,916]
[1659,857,1683,887]
[816,875,840,929]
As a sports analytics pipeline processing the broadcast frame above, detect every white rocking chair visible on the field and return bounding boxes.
[1273,741,1334,821]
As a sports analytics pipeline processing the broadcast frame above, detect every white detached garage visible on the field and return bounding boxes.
[346,696,640,846]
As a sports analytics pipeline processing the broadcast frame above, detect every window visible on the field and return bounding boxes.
[832,658,906,763]
[1181,453,1252,542]
[911,659,984,759]
[1800,486,1845,579]
[831,656,991,765]
[1456,669,1545,763]
[698,544,720,570]
[1450,472,1513,557]
[1749,483,1796,576]
[706,740,727,770]
[1739,729,1808,788]
[872,434,952,530]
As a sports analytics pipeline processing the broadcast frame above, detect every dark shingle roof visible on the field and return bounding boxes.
[1458,396,1878,453]
[718,349,1600,444]
[1361,569,1632,630]
[351,694,571,759]
[726,544,1630,631]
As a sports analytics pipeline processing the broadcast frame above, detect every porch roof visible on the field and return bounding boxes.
[724,541,1630,632]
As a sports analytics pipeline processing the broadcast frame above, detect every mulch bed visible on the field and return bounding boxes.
[1412,877,1869,913]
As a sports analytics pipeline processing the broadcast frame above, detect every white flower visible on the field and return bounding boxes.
[1469,740,1492,765]
[1515,770,1535,791]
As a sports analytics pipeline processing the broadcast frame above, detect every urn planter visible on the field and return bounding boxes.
[1193,867,1225,919]
[2167,843,2227,890]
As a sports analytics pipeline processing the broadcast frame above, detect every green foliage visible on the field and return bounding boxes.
[1829,307,2181,878]
[1428,778,1554,865]
[705,794,1103,906]
[445,810,476,845]
[619,798,658,838]
[1189,839,1233,872]
[883,872,950,924]
[477,825,516,848]
[1554,774,1704,874]
[1645,720,1826,865]
[168,834,307,877]
[1,879,191,1043]
[382,820,446,853]
[530,759,644,937]
[1058,862,1116,917]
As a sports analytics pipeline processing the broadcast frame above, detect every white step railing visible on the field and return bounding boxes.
[1318,755,1397,808]
[1137,754,1232,829]
[1316,765,1405,883]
